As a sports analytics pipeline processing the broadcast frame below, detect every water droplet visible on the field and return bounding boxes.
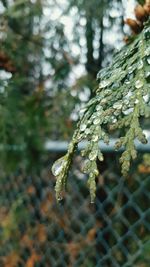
[79,108,86,116]
[147,57,150,65]
[104,89,111,95]
[80,124,86,131]
[92,113,97,119]
[122,105,127,111]
[96,105,102,111]
[98,152,104,161]
[113,101,122,109]
[137,60,144,69]
[85,128,90,135]
[111,116,117,123]
[101,98,107,105]
[143,95,149,103]
[103,116,110,123]
[124,99,130,105]
[77,134,83,141]
[89,151,97,161]
[57,195,63,201]
[135,80,144,89]
[128,66,134,74]
[93,118,101,125]
[111,82,121,89]
[145,46,150,56]
[145,71,150,78]
[124,80,130,85]
[92,135,99,142]
[114,110,121,116]
[99,80,109,89]
[123,108,134,115]
[126,91,132,99]
[52,157,65,176]
[144,28,150,40]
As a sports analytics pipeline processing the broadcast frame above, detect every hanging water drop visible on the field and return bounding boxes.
[52,156,65,176]
[79,108,86,117]
[57,194,63,201]
[98,152,104,161]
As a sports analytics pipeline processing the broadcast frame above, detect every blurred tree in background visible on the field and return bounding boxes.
[0,0,125,174]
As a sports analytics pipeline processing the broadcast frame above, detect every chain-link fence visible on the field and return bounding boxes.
[0,152,150,267]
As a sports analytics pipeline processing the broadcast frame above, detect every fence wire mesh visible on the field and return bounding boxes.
[0,153,150,267]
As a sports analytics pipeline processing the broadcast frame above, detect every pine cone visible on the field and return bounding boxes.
[134,4,148,22]
[143,3,150,15]
[125,19,142,34]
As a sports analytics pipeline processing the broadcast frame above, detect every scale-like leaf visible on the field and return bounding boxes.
[52,19,150,202]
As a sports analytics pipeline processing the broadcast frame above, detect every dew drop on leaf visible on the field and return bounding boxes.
[85,128,91,135]
[144,47,150,56]
[99,80,109,89]
[124,80,130,85]
[93,118,101,125]
[143,95,149,103]
[89,151,97,161]
[135,80,144,89]
[92,135,99,142]
[113,101,122,109]
[128,66,134,74]
[96,105,102,111]
[80,124,86,131]
[137,60,144,70]
[145,71,150,78]
[144,28,150,40]
[147,57,150,64]
[79,108,86,117]
[52,157,65,176]
[123,108,134,115]
[101,98,107,105]
[111,116,117,123]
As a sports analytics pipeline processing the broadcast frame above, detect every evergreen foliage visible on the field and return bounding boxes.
[52,19,150,202]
